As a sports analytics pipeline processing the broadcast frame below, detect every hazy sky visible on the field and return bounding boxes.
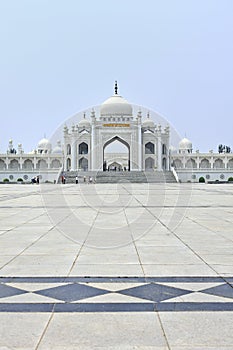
[0,0,232,152]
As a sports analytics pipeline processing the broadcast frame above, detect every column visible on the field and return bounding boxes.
[157,126,162,171]
[91,110,96,171]
[71,140,77,171]
[137,124,142,170]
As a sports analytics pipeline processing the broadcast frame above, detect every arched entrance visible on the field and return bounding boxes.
[145,157,154,170]
[103,136,130,171]
[79,157,88,171]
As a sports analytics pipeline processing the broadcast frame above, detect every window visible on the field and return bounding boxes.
[145,142,154,154]
[79,142,88,155]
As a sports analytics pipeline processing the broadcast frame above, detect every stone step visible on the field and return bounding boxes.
[61,171,177,183]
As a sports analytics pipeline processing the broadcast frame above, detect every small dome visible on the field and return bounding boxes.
[38,138,52,150]
[52,146,62,154]
[169,145,177,154]
[100,95,133,116]
[142,112,155,128]
[52,140,62,154]
[78,113,90,128]
[179,137,192,150]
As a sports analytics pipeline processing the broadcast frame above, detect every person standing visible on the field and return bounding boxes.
[75,176,78,184]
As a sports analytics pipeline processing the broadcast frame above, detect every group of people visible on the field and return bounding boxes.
[31,175,40,184]
[83,176,94,184]
[60,175,95,184]
[31,174,96,184]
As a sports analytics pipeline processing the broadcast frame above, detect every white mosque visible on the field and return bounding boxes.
[0,82,232,183]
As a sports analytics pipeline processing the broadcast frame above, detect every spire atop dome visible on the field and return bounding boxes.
[114,80,118,95]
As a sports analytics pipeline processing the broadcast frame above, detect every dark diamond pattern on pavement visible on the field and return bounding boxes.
[1,277,233,312]
[35,283,110,302]
[118,283,193,302]
[201,283,233,299]
[0,284,27,299]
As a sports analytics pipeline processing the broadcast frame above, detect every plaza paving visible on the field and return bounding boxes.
[0,182,233,349]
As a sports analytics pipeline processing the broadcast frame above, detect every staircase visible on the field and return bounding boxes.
[59,171,96,184]
[61,170,177,184]
[96,171,147,183]
[144,171,177,183]
[96,171,177,183]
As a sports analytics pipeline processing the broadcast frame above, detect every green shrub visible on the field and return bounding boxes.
[199,176,205,183]
[228,177,233,182]
[17,178,23,182]
[3,178,9,182]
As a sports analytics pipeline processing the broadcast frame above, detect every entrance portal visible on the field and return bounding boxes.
[103,136,130,171]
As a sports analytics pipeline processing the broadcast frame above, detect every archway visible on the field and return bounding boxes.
[200,158,210,169]
[227,159,233,169]
[162,157,167,170]
[23,159,34,170]
[0,159,6,170]
[9,159,19,170]
[173,159,182,169]
[145,157,154,170]
[67,144,71,155]
[145,142,155,154]
[36,159,48,170]
[79,142,88,155]
[66,158,71,170]
[186,158,197,169]
[214,158,224,169]
[79,157,88,171]
[51,159,62,169]
[103,136,130,171]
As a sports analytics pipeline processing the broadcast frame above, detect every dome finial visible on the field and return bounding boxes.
[114,80,118,95]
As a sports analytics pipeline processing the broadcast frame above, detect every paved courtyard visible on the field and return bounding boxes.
[0,182,233,349]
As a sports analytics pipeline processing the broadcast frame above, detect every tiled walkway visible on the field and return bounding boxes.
[0,183,233,349]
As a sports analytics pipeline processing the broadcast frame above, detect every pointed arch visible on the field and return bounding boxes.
[0,159,6,170]
[103,136,130,171]
[79,157,88,171]
[9,159,19,170]
[162,157,167,170]
[145,142,155,154]
[200,158,210,169]
[145,157,154,170]
[36,159,48,169]
[227,158,233,169]
[51,159,62,168]
[22,159,34,170]
[66,158,71,170]
[79,142,88,155]
[214,158,224,169]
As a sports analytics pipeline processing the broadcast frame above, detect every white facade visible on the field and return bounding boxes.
[171,138,233,182]
[0,84,232,183]
[0,139,63,183]
[63,87,170,172]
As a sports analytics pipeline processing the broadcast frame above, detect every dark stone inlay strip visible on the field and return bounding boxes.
[0,302,233,313]
[155,302,233,312]
[0,303,55,312]
[0,276,228,283]
[54,303,155,313]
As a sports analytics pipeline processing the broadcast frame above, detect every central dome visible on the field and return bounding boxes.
[100,94,133,116]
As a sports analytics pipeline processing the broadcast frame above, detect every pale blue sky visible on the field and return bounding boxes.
[0,0,232,152]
